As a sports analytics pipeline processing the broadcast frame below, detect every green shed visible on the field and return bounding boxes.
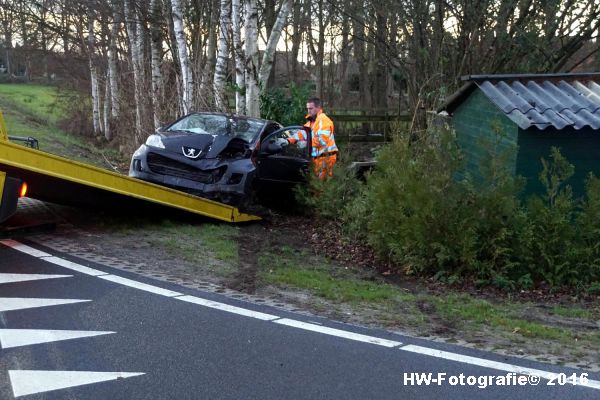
[442,73,600,197]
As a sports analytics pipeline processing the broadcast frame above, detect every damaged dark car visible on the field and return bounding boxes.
[129,112,312,206]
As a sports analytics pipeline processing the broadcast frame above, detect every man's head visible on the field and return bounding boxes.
[306,97,322,118]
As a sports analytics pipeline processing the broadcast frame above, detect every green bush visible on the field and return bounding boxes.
[302,122,600,291]
[260,82,312,126]
[295,158,365,222]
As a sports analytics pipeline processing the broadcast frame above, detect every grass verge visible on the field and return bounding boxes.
[0,83,124,167]
[257,243,600,367]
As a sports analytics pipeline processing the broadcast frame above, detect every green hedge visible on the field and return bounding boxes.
[303,127,600,291]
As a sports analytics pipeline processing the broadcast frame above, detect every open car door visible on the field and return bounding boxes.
[256,126,311,186]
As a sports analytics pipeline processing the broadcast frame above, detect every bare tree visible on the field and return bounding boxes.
[107,0,121,119]
[170,0,193,114]
[257,0,292,89]
[87,12,101,135]
[3,0,600,143]
[150,0,163,128]
[244,0,260,117]
[214,0,231,111]
[124,0,147,143]
[244,0,291,117]
[232,0,245,113]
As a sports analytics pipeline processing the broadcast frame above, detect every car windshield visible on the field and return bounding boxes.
[166,114,264,143]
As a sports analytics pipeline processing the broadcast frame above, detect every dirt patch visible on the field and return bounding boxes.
[227,222,263,293]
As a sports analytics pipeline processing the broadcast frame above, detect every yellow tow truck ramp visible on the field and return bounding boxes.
[0,111,260,223]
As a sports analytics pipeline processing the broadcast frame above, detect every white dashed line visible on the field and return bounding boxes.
[275,318,403,347]
[400,345,600,390]
[98,274,182,297]
[0,239,51,257]
[42,256,108,276]
[176,295,279,320]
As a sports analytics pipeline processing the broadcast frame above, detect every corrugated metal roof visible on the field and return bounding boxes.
[471,76,600,130]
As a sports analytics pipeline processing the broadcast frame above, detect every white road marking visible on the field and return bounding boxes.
[0,239,51,257]
[274,318,403,348]
[0,329,115,349]
[0,273,72,285]
[0,298,91,313]
[8,370,145,397]
[4,240,599,393]
[98,274,182,297]
[176,295,279,320]
[400,345,600,390]
[42,256,108,276]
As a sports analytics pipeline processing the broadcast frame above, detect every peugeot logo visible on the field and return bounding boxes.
[182,146,202,159]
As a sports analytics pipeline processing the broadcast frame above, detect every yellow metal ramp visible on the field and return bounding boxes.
[0,111,260,223]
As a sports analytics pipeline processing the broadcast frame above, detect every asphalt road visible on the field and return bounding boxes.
[1,240,599,400]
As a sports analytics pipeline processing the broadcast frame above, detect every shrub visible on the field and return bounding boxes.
[295,157,365,221]
[577,175,600,281]
[302,123,600,291]
[359,127,524,283]
[520,149,580,286]
[260,82,312,126]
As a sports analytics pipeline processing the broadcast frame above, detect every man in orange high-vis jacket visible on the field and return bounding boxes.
[288,97,338,180]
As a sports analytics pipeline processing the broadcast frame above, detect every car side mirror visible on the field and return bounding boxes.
[156,125,167,133]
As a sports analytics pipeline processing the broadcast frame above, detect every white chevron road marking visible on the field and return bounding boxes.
[0,329,115,349]
[0,298,91,312]
[9,370,144,397]
[0,273,72,285]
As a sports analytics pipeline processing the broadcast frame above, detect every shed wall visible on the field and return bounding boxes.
[452,90,519,181]
[516,128,600,197]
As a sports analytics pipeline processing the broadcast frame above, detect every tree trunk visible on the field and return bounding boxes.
[150,0,164,128]
[124,0,146,144]
[372,2,388,109]
[164,0,183,113]
[244,0,260,117]
[264,0,276,37]
[108,1,121,118]
[290,0,303,82]
[316,0,325,99]
[214,0,231,112]
[200,0,219,101]
[103,72,112,141]
[1,3,13,75]
[339,13,350,107]
[258,0,292,90]
[232,0,246,114]
[352,0,370,110]
[88,14,101,135]
[170,0,193,114]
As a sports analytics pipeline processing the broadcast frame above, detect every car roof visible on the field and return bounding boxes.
[186,111,276,125]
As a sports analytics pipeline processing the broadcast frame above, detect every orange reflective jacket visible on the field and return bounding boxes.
[304,110,338,158]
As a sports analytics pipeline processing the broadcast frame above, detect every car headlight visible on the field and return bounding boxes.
[145,134,165,149]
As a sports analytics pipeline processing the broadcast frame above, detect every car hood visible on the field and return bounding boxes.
[160,131,241,159]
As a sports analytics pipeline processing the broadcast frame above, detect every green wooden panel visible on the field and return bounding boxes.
[516,128,600,197]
